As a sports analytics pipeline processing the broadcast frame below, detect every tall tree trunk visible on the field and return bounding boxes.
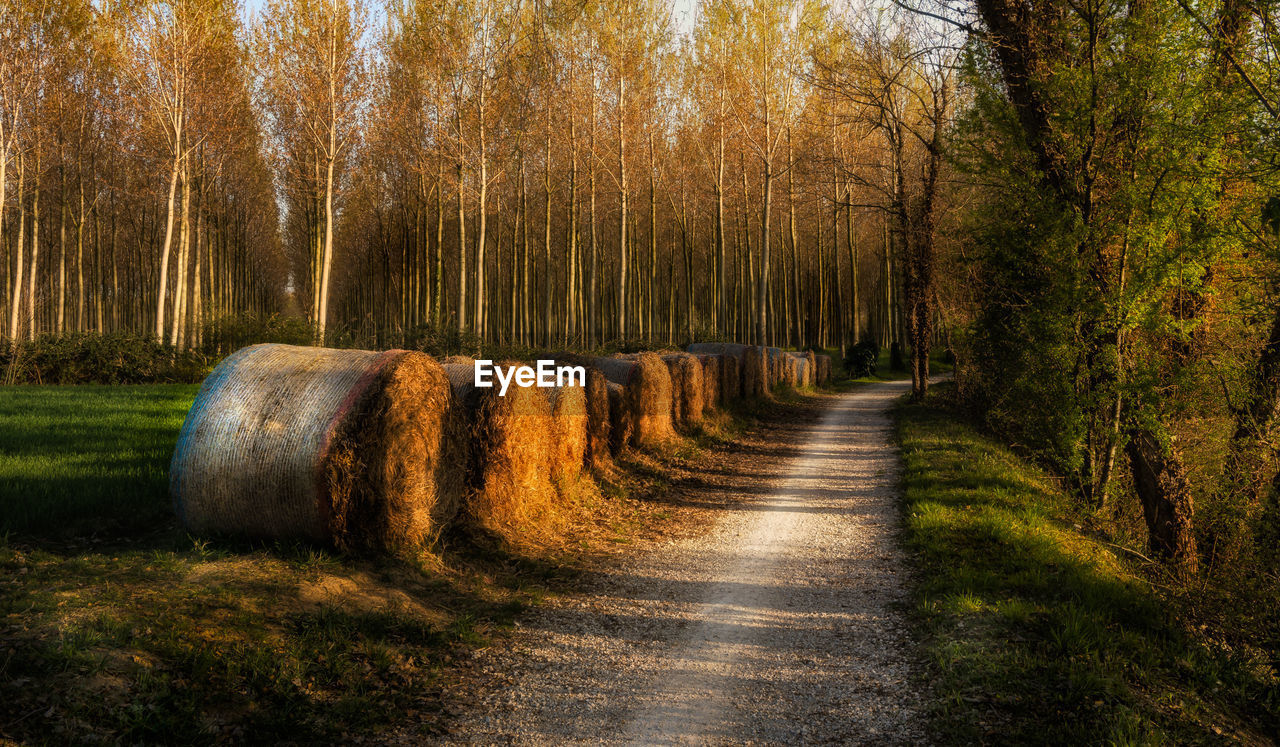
[456,137,467,333]
[171,161,191,348]
[156,130,181,342]
[8,154,23,343]
[476,93,488,337]
[847,184,859,345]
[1125,423,1198,574]
[28,169,40,340]
[616,75,628,341]
[57,180,66,334]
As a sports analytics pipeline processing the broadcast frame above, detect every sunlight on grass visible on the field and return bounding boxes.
[0,384,199,535]
[897,386,1275,744]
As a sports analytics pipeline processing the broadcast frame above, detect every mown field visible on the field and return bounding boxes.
[896,386,1280,744]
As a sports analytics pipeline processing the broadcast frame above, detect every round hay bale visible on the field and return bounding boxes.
[804,350,817,384]
[170,344,461,551]
[766,347,785,389]
[661,352,704,431]
[442,361,557,543]
[545,383,588,496]
[605,381,634,454]
[784,351,812,387]
[815,353,832,385]
[687,342,748,357]
[687,342,764,400]
[594,353,675,448]
[719,353,740,403]
[742,346,768,398]
[551,353,613,472]
[694,353,720,410]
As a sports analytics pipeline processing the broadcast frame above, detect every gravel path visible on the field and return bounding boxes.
[447,379,924,744]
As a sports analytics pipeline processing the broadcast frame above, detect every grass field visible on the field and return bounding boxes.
[0,354,917,741]
[896,386,1278,744]
[0,384,199,536]
[0,372,794,741]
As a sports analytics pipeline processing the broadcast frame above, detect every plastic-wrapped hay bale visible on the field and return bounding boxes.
[442,362,556,542]
[661,352,705,431]
[694,353,720,410]
[594,353,675,448]
[170,344,461,551]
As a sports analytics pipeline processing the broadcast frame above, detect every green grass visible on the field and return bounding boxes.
[0,384,199,535]
[897,385,1277,744]
[0,379,732,742]
[0,383,542,741]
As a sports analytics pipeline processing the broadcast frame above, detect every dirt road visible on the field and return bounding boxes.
[447,380,924,744]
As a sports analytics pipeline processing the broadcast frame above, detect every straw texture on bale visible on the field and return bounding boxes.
[442,361,557,542]
[605,381,633,454]
[594,353,675,448]
[550,353,612,471]
[661,353,704,431]
[719,353,740,403]
[170,344,461,551]
[742,346,768,398]
[545,383,589,496]
[766,347,785,389]
[785,351,812,387]
[815,353,832,385]
[686,342,765,399]
[694,354,720,410]
[790,356,811,387]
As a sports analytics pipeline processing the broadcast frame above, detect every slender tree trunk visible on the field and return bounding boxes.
[156,129,181,342]
[456,130,467,333]
[8,155,24,343]
[617,75,628,340]
[28,170,41,340]
[57,180,66,334]
[171,160,191,348]
[544,114,553,346]
[847,184,859,344]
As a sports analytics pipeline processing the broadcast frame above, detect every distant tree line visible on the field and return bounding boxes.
[0,0,956,393]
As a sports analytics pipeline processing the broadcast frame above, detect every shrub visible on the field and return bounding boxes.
[0,332,210,385]
[203,314,315,355]
[845,340,879,378]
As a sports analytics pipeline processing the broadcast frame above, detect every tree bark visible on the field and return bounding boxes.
[1125,424,1198,574]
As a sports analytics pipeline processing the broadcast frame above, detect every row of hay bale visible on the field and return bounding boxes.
[170,341,832,553]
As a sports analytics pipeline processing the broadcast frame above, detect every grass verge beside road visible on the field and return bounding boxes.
[896,385,1277,744]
